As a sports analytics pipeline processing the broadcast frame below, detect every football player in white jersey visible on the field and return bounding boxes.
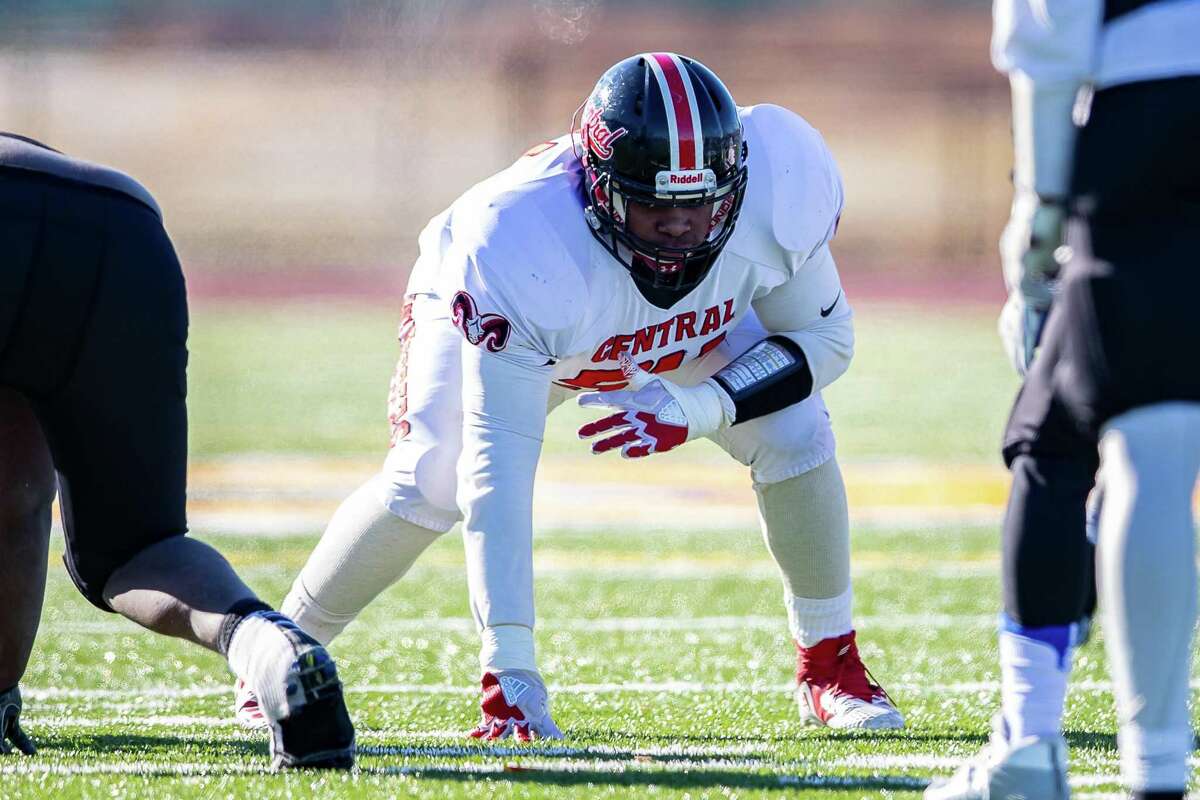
[237,53,904,737]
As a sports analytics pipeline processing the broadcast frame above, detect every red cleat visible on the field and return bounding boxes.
[794,630,904,730]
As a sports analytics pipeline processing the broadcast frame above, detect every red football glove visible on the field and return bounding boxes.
[469,669,563,742]
[577,353,730,458]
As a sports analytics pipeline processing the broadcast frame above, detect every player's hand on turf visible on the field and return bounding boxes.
[470,669,563,741]
[998,197,1066,375]
[0,685,35,756]
[577,352,730,458]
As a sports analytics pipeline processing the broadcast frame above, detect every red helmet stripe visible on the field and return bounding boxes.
[645,52,701,171]
[666,53,704,171]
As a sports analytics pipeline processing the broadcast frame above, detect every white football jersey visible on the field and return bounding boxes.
[407,103,848,393]
[400,103,853,637]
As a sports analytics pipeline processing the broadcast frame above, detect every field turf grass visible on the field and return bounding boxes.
[3,302,1188,798]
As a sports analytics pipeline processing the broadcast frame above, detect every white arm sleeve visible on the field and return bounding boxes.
[751,244,855,394]
[458,342,552,635]
[992,0,1103,198]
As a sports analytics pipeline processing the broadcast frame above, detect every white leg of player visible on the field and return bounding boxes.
[281,480,445,645]
[1097,402,1200,795]
[756,457,852,640]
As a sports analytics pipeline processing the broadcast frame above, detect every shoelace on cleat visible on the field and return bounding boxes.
[838,639,898,708]
[797,637,890,706]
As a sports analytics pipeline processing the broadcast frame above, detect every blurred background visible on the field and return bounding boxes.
[1,0,1021,529]
[0,0,1012,295]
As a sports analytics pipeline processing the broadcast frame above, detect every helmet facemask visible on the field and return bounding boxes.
[581,154,747,293]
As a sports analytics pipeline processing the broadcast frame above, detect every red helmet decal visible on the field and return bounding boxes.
[581,106,628,161]
[451,291,511,353]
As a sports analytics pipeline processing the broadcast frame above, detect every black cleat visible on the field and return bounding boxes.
[267,641,355,770]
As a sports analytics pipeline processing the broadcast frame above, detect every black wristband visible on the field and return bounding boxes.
[712,335,814,425]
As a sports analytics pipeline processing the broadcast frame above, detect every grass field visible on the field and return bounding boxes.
[3,302,1184,799]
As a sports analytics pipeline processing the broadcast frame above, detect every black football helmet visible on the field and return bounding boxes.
[575,53,748,296]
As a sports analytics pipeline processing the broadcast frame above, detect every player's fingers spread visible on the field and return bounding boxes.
[592,430,639,454]
[578,413,631,439]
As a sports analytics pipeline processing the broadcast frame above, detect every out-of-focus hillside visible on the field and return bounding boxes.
[0,2,1012,285]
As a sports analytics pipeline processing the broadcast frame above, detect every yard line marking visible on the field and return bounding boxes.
[30,715,236,728]
[181,508,1006,537]
[359,742,768,758]
[0,760,1127,793]
[0,760,927,788]
[834,754,963,770]
[834,757,1122,789]
[0,762,270,776]
[39,612,997,636]
[29,678,1200,701]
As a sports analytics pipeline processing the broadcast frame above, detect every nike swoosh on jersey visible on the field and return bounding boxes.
[820,291,842,317]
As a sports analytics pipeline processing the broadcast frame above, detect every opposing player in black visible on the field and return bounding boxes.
[0,134,355,768]
[927,2,1200,799]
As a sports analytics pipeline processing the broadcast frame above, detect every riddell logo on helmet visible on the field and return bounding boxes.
[656,169,717,193]
[582,108,627,161]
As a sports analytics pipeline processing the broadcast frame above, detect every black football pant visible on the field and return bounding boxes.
[999,76,1200,629]
[0,168,190,610]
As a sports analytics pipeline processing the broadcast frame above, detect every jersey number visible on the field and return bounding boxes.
[555,333,725,391]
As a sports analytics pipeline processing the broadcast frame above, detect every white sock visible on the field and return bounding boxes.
[479,624,536,672]
[226,611,310,721]
[787,588,853,647]
[282,479,443,645]
[999,616,1075,741]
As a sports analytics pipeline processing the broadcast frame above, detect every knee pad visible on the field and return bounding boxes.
[377,441,462,532]
[715,394,835,485]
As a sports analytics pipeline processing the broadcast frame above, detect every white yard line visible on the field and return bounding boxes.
[0,748,1129,790]
[40,612,997,636]
[32,715,236,728]
[0,762,270,776]
[358,742,768,759]
[29,678,1200,701]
